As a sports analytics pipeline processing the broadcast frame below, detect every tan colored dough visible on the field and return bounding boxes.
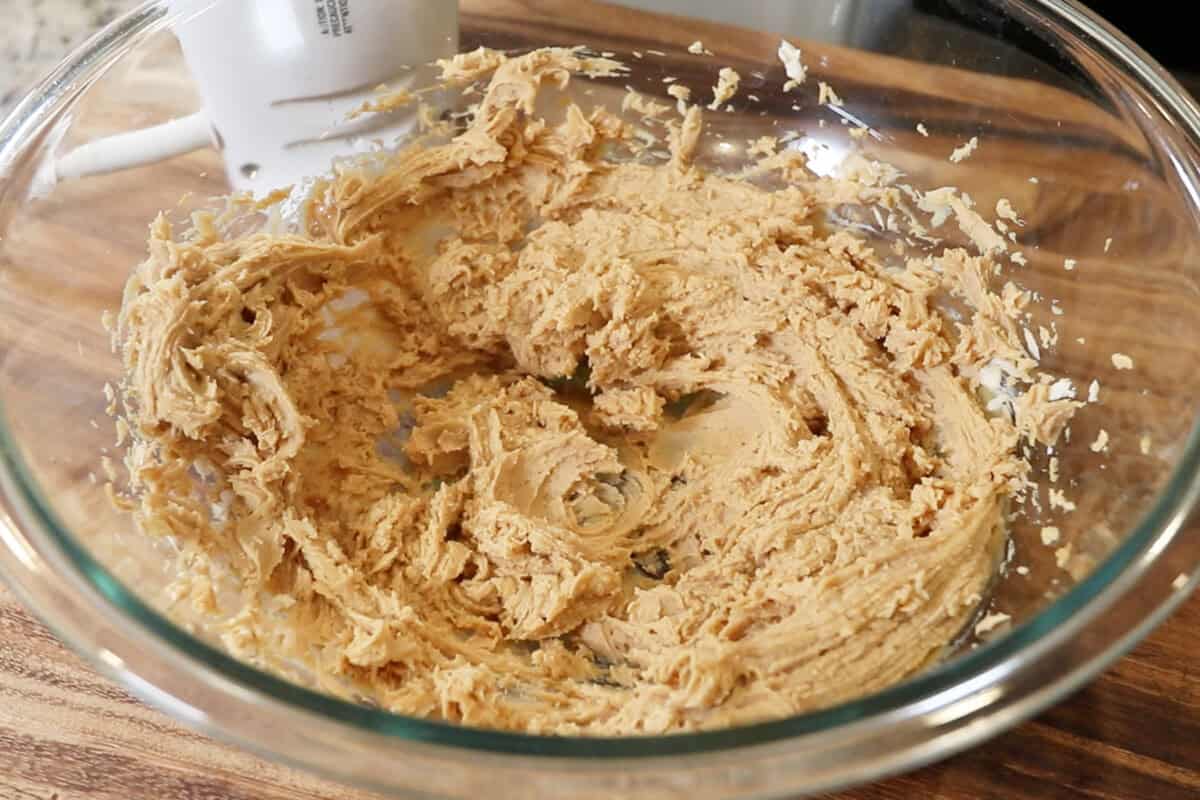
[112,48,1062,735]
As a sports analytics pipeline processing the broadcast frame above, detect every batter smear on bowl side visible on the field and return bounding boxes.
[110,48,1077,734]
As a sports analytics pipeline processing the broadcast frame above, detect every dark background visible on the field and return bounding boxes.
[917,1,1195,73]
[1083,1,1189,70]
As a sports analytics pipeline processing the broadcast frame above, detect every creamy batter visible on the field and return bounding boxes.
[112,48,1070,734]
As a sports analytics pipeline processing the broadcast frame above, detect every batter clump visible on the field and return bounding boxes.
[112,48,1063,734]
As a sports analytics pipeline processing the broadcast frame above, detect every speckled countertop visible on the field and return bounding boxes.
[0,0,140,113]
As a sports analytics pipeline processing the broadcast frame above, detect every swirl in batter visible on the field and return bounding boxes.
[113,48,1066,734]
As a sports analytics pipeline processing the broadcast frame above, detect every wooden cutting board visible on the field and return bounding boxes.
[1,582,1197,800]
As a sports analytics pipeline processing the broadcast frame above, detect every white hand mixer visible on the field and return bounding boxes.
[43,0,460,195]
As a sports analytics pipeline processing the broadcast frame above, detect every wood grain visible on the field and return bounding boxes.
[1,580,1196,800]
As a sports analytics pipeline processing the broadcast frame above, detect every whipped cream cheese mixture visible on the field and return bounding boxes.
[110,47,1076,734]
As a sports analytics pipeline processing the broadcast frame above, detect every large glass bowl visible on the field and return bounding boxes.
[1,1,1198,797]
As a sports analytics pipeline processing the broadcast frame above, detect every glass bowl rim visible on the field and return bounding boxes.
[1,0,1199,761]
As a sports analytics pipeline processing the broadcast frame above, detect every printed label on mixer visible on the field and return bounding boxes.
[314,0,354,38]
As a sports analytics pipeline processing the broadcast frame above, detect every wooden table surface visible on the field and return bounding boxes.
[1,581,1197,800]
[2,3,1199,799]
